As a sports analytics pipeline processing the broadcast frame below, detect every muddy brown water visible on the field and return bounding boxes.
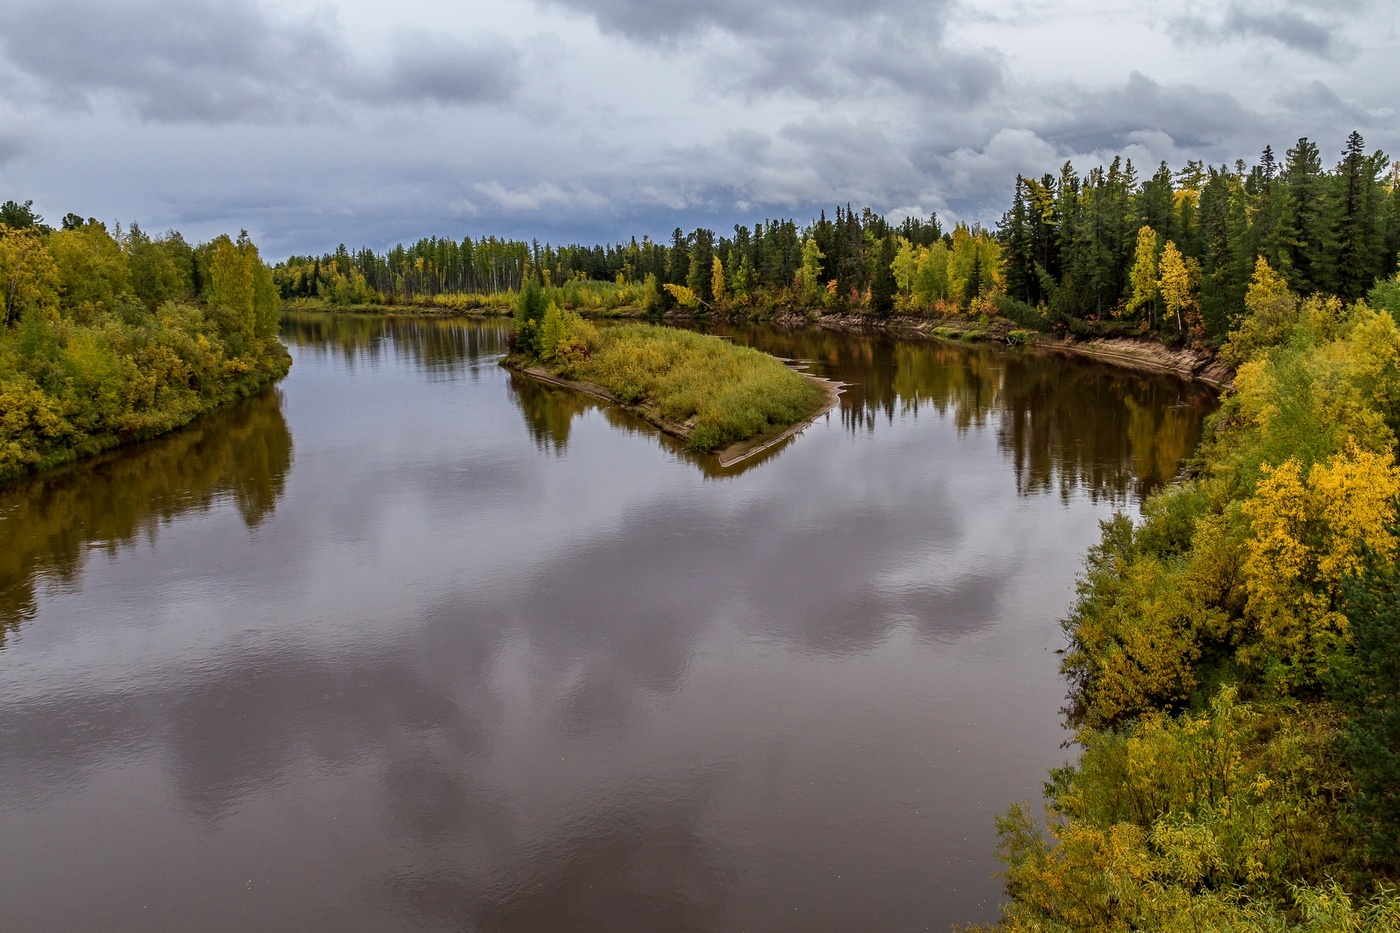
[0,313,1217,932]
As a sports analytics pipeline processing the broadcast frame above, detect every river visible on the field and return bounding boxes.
[0,313,1217,932]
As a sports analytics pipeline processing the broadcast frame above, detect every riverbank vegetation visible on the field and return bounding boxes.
[0,201,290,483]
[965,262,1400,930]
[277,132,1398,348]
[506,283,826,453]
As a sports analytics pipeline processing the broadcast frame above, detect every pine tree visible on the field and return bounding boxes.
[685,228,714,304]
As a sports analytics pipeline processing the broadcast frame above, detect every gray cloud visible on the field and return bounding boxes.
[2,0,1396,257]
[363,32,523,106]
[713,21,1004,105]
[1035,71,1259,154]
[0,0,521,122]
[544,0,929,43]
[1168,1,1352,59]
[548,0,1002,105]
[0,129,26,166]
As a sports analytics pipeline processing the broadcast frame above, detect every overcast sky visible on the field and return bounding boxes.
[0,0,1395,256]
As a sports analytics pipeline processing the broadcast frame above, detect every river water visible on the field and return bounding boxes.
[0,313,1217,932]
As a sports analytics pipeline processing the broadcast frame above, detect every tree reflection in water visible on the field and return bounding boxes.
[0,388,293,641]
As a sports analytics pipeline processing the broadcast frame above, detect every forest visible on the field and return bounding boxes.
[965,259,1400,930]
[276,133,1400,348]
[0,201,289,482]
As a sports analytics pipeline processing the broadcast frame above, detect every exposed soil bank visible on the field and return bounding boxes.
[751,310,1235,388]
[504,360,843,468]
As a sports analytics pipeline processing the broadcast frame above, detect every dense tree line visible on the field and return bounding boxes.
[277,133,1398,345]
[0,201,289,482]
[1001,133,1400,340]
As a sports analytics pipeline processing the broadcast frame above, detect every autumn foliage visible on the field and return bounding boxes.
[976,264,1400,931]
[0,206,289,482]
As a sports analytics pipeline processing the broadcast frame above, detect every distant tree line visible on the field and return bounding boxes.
[275,207,988,317]
[276,132,1400,344]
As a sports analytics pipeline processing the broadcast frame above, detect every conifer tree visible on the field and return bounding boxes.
[1279,137,1335,294]
[870,237,897,317]
[1335,131,1386,300]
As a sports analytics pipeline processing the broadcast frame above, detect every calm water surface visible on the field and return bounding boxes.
[0,314,1217,931]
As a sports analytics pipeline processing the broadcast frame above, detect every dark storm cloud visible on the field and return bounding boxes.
[0,0,521,122]
[549,0,1001,104]
[716,22,1004,105]
[1038,72,1260,153]
[373,33,522,106]
[1168,2,1351,60]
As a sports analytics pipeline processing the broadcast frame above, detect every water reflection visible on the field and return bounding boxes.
[284,314,1212,496]
[508,360,796,476]
[0,312,1223,933]
[281,311,510,376]
[509,373,592,455]
[700,324,1216,503]
[371,781,733,933]
[0,388,292,641]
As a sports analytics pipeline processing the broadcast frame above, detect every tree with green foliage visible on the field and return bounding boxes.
[1335,131,1389,301]
[0,200,48,232]
[686,228,716,305]
[1334,545,1400,870]
[513,277,548,355]
[869,236,897,317]
[797,235,825,306]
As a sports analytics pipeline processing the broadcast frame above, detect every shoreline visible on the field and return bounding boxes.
[289,302,1234,389]
[1,349,292,489]
[504,360,844,468]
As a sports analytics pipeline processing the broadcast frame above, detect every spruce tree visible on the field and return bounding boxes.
[1335,131,1386,300]
[1279,137,1336,294]
[870,236,897,316]
[1334,547,1400,871]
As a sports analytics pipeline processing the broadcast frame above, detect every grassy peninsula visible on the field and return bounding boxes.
[972,263,1400,931]
[504,282,829,455]
[0,202,290,483]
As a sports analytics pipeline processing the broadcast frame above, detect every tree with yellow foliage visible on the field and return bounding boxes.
[1123,225,1159,326]
[710,256,726,305]
[1242,443,1400,685]
[1220,259,1300,365]
[797,236,824,306]
[206,231,280,349]
[0,229,60,327]
[1157,240,1198,336]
